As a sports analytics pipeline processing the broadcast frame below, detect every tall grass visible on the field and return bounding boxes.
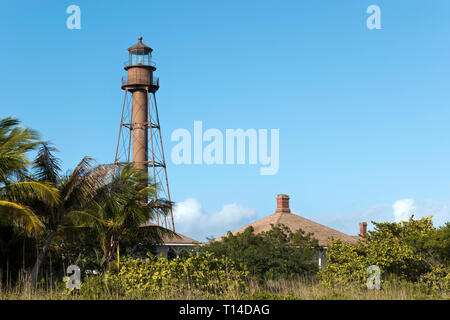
[0,272,447,300]
[0,268,68,300]
[245,278,446,300]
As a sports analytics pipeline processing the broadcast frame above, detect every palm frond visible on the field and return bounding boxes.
[1,181,60,206]
[62,156,95,201]
[33,143,61,183]
[0,200,43,233]
[136,184,158,199]
[137,224,178,244]
[63,158,114,207]
[0,117,41,181]
[70,209,107,225]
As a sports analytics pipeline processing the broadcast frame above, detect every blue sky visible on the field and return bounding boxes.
[1,1,450,241]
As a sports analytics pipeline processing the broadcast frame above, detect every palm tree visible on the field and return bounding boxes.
[0,117,59,233]
[29,144,112,283]
[74,164,173,269]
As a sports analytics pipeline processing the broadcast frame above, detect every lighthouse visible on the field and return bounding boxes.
[114,36,174,231]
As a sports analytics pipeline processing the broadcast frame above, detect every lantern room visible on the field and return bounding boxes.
[122,36,159,92]
[127,36,153,66]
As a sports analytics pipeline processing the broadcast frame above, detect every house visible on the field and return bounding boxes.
[214,194,366,268]
[140,222,200,258]
[139,194,367,267]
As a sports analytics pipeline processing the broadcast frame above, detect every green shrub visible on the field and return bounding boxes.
[102,252,248,298]
[317,239,368,288]
[419,266,450,294]
[203,224,320,282]
[319,217,449,290]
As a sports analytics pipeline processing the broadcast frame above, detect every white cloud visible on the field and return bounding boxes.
[311,204,392,236]
[394,199,450,227]
[172,197,449,242]
[311,198,449,236]
[392,198,415,222]
[173,198,257,242]
[390,198,450,226]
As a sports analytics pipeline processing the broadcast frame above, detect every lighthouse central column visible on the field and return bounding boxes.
[132,89,148,171]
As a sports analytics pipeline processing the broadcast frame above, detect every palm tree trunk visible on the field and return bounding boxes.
[104,236,121,271]
[106,235,115,263]
[31,230,56,285]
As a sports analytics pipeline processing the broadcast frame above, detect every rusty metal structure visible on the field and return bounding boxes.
[114,36,175,231]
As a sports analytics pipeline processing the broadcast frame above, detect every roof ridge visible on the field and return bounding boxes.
[289,212,354,236]
[214,210,359,245]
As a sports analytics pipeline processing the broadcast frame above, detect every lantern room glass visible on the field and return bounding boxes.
[129,50,152,66]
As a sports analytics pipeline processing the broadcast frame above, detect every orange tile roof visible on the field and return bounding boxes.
[140,222,200,245]
[214,211,360,246]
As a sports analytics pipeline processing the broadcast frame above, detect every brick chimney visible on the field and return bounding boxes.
[276,194,291,213]
[359,222,367,237]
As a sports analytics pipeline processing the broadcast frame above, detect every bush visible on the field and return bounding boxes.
[317,239,368,288]
[203,224,320,282]
[419,266,450,294]
[318,217,449,290]
[99,252,248,298]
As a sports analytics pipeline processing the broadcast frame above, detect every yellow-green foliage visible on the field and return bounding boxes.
[3,276,447,300]
[104,252,248,298]
[318,239,368,288]
[319,217,449,292]
[419,266,450,294]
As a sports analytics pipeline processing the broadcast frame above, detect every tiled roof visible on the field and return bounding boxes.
[140,222,200,245]
[215,211,360,246]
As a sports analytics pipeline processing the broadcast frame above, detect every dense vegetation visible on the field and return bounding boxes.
[202,225,319,282]
[319,217,449,294]
[0,117,448,299]
[100,253,248,299]
[0,117,171,285]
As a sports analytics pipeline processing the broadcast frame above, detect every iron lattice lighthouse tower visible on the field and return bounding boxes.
[114,36,175,231]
